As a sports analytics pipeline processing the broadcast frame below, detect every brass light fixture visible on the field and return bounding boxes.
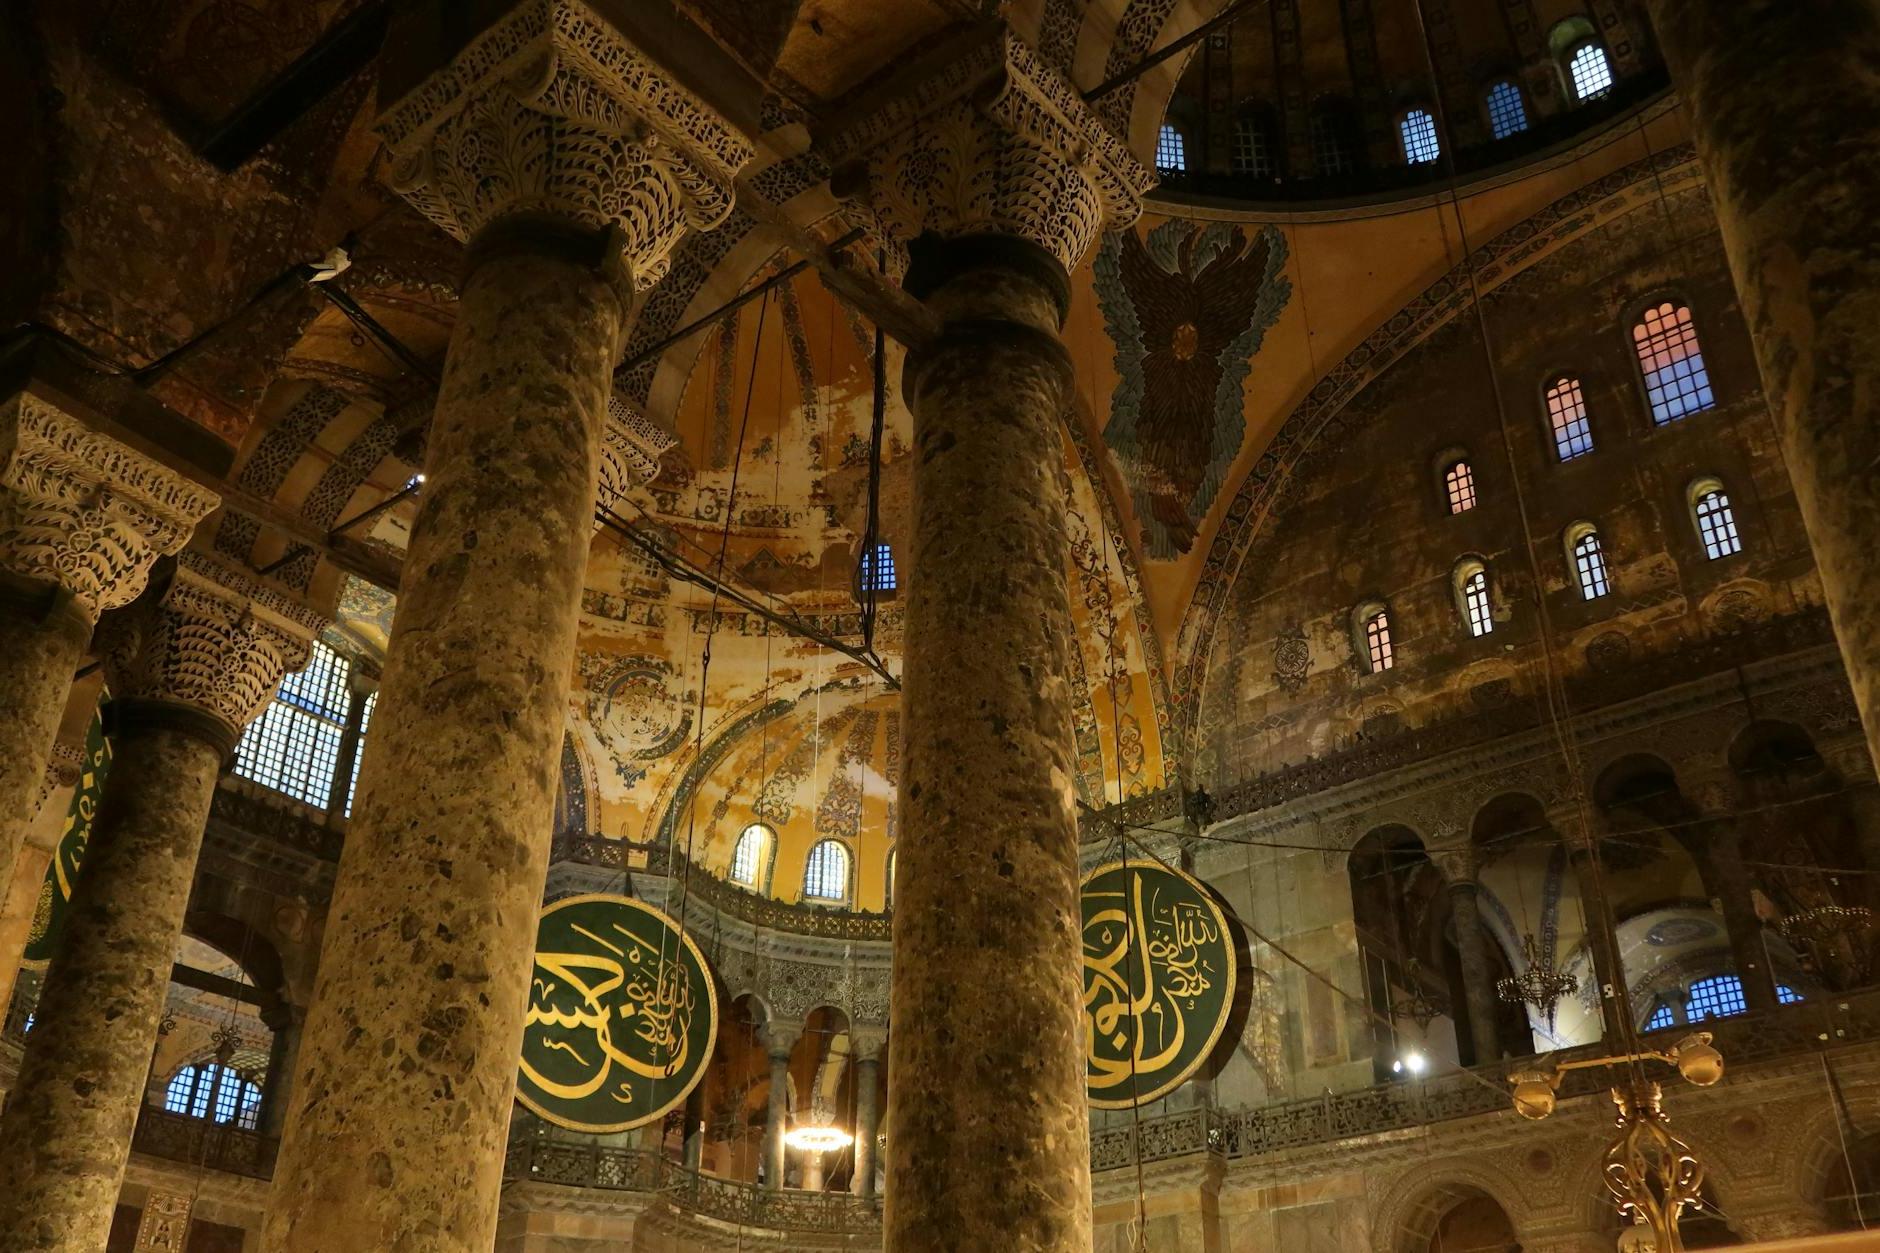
[1388,958,1449,1031]
[1496,932,1580,1030]
[1776,903,1874,985]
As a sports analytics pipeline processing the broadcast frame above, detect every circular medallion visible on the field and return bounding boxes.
[517,893,718,1133]
[588,660,682,755]
[1081,861,1238,1109]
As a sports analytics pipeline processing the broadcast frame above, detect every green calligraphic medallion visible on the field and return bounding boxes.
[1081,861,1237,1109]
[22,707,111,968]
[517,893,718,1133]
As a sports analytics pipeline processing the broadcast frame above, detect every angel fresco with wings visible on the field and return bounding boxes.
[1094,221,1291,559]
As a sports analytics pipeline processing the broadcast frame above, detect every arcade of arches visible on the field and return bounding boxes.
[4,0,1880,1250]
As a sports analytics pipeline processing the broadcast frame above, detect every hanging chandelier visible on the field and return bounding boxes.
[784,1123,854,1152]
[1496,932,1579,1030]
[1389,958,1448,1030]
[1776,903,1874,985]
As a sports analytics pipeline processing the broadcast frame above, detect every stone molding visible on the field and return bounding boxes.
[1,392,220,622]
[102,551,326,737]
[596,392,677,515]
[374,0,755,288]
[822,28,1152,274]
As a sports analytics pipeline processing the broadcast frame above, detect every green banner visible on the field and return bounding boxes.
[517,893,718,1133]
[1082,861,1237,1108]
[22,710,111,969]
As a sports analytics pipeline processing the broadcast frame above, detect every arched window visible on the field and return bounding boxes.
[858,541,896,594]
[1688,478,1743,559]
[1566,40,1613,101]
[1233,111,1275,178]
[1685,974,1748,1022]
[1442,458,1477,514]
[1358,605,1394,673]
[1399,108,1440,165]
[1454,559,1495,637]
[1644,1001,1677,1031]
[1544,376,1595,461]
[1566,523,1611,600]
[1156,124,1187,173]
[235,639,356,810]
[1633,301,1715,423]
[803,839,851,903]
[1310,99,1358,177]
[730,822,773,888]
[1484,80,1528,139]
[163,1063,262,1129]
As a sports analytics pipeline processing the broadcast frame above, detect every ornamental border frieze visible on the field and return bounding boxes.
[2,392,221,617]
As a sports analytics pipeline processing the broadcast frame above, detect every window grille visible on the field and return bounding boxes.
[344,690,376,818]
[234,641,352,809]
[1460,568,1494,637]
[803,840,850,902]
[1695,489,1742,559]
[1685,974,1748,1022]
[1546,377,1595,460]
[1645,1001,1676,1031]
[1778,985,1804,1004]
[731,823,770,887]
[1568,41,1614,101]
[1311,105,1356,176]
[1156,124,1186,173]
[163,1063,262,1130]
[1486,81,1529,139]
[1233,116,1274,177]
[1443,460,1477,514]
[1572,528,1611,599]
[1400,109,1441,165]
[1364,611,1394,673]
[1634,302,1716,424]
[859,542,897,593]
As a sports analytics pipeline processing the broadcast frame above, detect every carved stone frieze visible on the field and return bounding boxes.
[1,393,221,621]
[101,551,326,735]
[822,29,1153,273]
[374,0,755,288]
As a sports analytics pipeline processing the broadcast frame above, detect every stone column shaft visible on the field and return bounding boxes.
[1568,846,1629,1041]
[1641,0,1880,773]
[681,1082,705,1169]
[0,552,316,1253]
[261,4,747,1248]
[763,1046,791,1189]
[851,1053,881,1198]
[259,1004,303,1139]
[1696,822,1779,1013]
[1447,880,1504,1066]
[0,391,218,945]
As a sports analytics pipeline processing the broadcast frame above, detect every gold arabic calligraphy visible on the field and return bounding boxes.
[1082,865,1233,1106]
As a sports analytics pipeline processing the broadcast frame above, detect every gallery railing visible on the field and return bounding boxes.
[130,1106,278,1180]
[1090,988,1880,1172]
[504,1136,884,1235]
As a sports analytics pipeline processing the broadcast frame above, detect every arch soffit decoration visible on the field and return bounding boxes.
[1170,144,1706,757]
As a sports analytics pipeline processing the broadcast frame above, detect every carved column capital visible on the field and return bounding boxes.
[595,392,677,516]
[821,29,1153,276]
[1,392,220,622]
[374,0,755,289]
[101,551,327,746]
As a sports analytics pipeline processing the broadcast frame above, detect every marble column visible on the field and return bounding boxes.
[851,1032,883,1198]
[1693,818,1780,1013]
[1555,804,1630,1042]
[0,389,218,943]
[260,8,749,1250]
[258,1002,303,1139]
[0,551,319,1253]
[824,30,1151,1253]
[1446,879,1504,1066]
[800,1149,824,1193]
[761,1025,798,1190]
[320,666,375,829]
[681,1082,705,1170]
[1641,0,1880,772]
[0,743,83,1018]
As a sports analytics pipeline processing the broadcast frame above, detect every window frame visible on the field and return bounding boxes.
[233,640,359,812]
[1563,37,1615,103]
[1483,78,1529,140]
[1542,373,1597,462]
[1232,104,1278,179]
[1309,97,1359,178]
[1629,296,1718,426]
[1563,521,1612,601]
[1687,476,1744,561]
[1155,123,1188,174]
[729,822,776,891]
[1398,107,1441,166]
[1452,558,1497,638]
[802,838,854,905]
[1352,600,1396,675]
[1440,457,1478,515]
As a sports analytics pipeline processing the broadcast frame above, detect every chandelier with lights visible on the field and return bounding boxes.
[1496,932,1579,1030]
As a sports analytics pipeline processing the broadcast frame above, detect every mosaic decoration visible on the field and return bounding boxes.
[1082,861,1237,1108]
[1094,221,1291,559]
[580,654,691,787]
[518,893,717,1134]
[1270,624,1310,693]
[24,709,111,967]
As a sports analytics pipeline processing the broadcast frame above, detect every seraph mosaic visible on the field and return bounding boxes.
[1095,221,1291,559]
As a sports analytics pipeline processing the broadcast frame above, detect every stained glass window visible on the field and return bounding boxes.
[1633,302,1715,424]
[1400,109,1441,165]
[1546,377,1595,460]
[1486,81,1529,139]
[803,840,851,902]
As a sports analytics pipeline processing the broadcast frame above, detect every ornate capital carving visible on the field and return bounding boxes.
[595,392,678,518]
[374,0,755,288]
[822,29,1153,274]
[102,551,326,737]
[1,393,221,621]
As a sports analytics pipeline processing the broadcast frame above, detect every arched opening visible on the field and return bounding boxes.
[1350,827,1471,1077]
[1395,1183,1521,1253]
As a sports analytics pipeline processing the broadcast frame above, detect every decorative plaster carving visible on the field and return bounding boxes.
[374,0,755,288]
[102,551,326,734]
[595,392,678,514]
[1,393,221,621]
[823,30,1153,273]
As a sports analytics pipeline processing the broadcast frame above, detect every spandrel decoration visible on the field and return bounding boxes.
[517,893,718,1133]
[1082,861,1237,1108]
[23,708,111,968]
